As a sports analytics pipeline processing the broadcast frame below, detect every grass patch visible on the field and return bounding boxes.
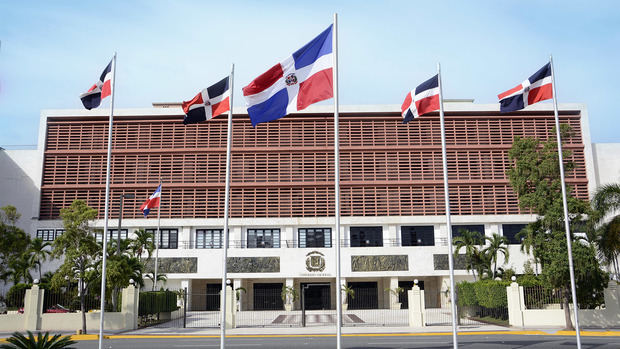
[468,316,509,326]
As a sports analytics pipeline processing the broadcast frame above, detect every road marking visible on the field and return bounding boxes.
[369,341,450,345]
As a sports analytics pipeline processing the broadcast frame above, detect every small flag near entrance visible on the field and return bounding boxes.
[182,76,231,124]
[79,60,113,110]
[140,184,161,217]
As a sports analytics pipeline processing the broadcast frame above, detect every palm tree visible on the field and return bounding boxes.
[7,253,34,285]
[591,183,620,278]
[0,331,76,349]
[483,233,510,279]
[130,229,155,262]
[28,238,52,281]
[453,229,484,281]
[145,272,167,291]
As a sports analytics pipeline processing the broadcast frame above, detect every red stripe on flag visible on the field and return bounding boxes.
[211,97,230,118]
[87,84,98,93]
[297,68,333,111]
[101,80,111,99]
[415,95,439,117]
[182,93,204,114]
[401,91,412,114]
[243,63,284,96]
[498,84,523,100]
[527,83,553,105]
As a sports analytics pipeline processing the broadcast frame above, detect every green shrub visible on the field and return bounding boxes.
[0,331,76,349]
[473,280,509,309]
[139,290,178,316]
[456,281,477,307]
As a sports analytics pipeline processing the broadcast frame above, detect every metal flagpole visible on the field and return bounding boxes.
[437,63,459,349]
[549,55,582,349]
[220,64,234,349]
[332,13,343,349]
[154,179,162,291]
[98,52,117,349]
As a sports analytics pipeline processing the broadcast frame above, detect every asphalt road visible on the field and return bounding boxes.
[70,334,620,348]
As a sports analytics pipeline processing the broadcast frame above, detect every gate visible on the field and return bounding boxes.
[141,288,220,329]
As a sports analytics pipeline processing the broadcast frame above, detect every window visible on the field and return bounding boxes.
[55,229,64,240]
[401,226,434,246]
[502,224,527,244]
[451,224,485,244]
[96,229,128,243]
[196,229,223,249]
[36,229,55,241]
[247,229,280,248]
[146,228,178,249]
[350,226,383,247]
[299,228,332,248]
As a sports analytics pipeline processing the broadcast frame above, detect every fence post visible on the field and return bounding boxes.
[408,285,425,327]
[121,284,138,330]
[183,287,187,328]
[506,281,524,328]
[225,285,235,329]
[24,284,44,331]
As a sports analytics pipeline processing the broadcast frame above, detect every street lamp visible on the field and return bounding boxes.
[117,193,135,255]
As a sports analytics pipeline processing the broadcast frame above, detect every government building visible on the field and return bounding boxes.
[2,101,619,313]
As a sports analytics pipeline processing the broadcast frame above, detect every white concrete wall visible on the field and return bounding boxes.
[0,149,40,233]
[592,143,620,188]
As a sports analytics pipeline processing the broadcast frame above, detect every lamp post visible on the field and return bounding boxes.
[117,194,135,255]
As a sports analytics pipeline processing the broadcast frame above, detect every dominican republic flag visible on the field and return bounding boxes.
[140,185,161,217]
[182,76,230,125]
[242,25,333,127]
[401,74,440,124]
[80,60,112,110]
[498,63,553,113]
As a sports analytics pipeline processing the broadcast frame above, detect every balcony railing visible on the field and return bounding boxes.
[170,239,443,250]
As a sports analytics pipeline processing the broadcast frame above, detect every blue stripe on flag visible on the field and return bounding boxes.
[499,94,524,113]
[292,24,333,70]
[247,88,289,127]
[528,63,551,84]
[414,74,438,95]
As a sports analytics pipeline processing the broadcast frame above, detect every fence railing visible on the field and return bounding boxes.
[523,286,565,310]
[172,239,449,249]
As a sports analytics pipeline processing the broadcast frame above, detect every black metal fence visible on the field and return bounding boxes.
[523,286,565,309]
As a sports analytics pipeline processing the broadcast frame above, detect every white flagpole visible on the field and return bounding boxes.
[332,13,343,349]
[438,63,459,349]
[220,64,234,349]
[550,55,582,349]
[98,52,117,349]
[154,179,162,291]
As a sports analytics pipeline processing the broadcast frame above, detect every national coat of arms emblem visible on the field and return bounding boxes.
[285,73,298,86]
[305,251,326,272]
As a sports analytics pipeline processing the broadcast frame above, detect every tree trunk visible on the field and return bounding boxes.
[80,277,87,334]
[112,287,118,312]
[562,287,574,330]
[494,259,498,279]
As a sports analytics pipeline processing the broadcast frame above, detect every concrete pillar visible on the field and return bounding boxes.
[225,285,235,329]
[24,285,44,331]
[121,285,139,330]
[185,279,192,311]
[408,285,425,327]
[389,277,399,309]
[233,279,242,311]
[285,278,294,310]
[506,282,524,327]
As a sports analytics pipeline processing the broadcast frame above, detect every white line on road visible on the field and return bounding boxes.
[368,341,450,345]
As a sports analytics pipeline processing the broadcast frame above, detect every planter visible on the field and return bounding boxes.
[342,303,348,311]
[390,302,402,310]
[284,304,293,312]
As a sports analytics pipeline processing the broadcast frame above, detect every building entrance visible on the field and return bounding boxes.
[301,283,331,310]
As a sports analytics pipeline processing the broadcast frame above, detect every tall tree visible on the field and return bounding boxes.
[0,205,31,285]
[453,229,484,281]
[590,183,620,276]
[130,228,155,262]
[51,200,99,334]
[507,125,608,330]
[28,238,52,281]
[484,233,510,279]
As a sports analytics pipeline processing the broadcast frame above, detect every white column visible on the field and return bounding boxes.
[389,277,399,309]
[233,279,242,311]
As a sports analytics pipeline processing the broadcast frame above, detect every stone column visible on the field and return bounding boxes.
[233,279,243,311]
[389,277,399,309]
[285,278,294,311]
[408,285,425,327]
[24,285,44,331]
[121,285,139,330]
[506,281,524,328]
[225,285,235,329]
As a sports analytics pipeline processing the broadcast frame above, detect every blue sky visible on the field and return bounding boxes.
[1,1,619,147]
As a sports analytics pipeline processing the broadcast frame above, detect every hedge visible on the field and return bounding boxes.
[456,280,509,308]
[139,290,178,316]
[456,282,477,307]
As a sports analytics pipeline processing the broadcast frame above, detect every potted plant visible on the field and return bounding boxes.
[281,286,298,312]
[341,285,355,311]
[385,287,405,309]
[235,287,246,311]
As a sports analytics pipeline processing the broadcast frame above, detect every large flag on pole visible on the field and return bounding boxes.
[497,62,552,113]
[401,74,440,123]
[80,60,113,110]
[182,76,230,124]
[140,184,162,217]
[242,25,333,127]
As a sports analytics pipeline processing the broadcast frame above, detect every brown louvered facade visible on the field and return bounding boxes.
[39,109,588,220]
